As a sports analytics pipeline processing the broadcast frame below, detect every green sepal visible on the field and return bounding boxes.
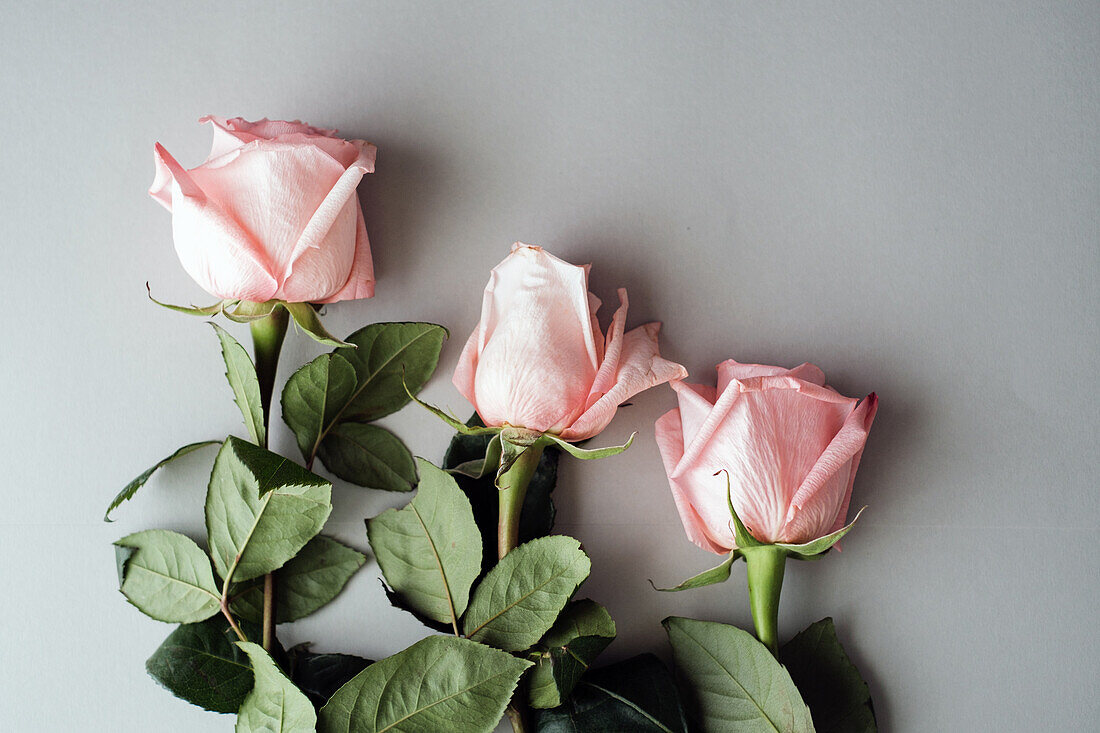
[222,300,279,323]
[777,506,867,558]
[146,283,231,316]
[404,381,501,435]
[448,432,503,479]
[654,551,740,592]
[104,440,219,522]
[720,471,764,550]
[284,302,353,347]
[542,431,635,460]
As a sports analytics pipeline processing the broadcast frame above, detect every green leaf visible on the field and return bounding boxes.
[366,458,481,630]
[105,441,220,522]
[146,283,231,316]
[377,579,454,634]
[288,647,373,710]
[231,535,366,623]
[146,616,263,713]
[776,508,867,558]
[211,324,266,446]
[333,322,448,422]
[443,414,561,577]
[316,423,417,491]
[532,654,688,733]
[542,432,635,460]
[464,535,591,652]
[780,618,876,733]
[205,437,332,583]
[528,599,617,709]
[235,642,317,733]
[115,530,221,623]
[319,636,532,733]
[284,302,353,347]
[281,353,358,460]
[655,552,740,592]
[663,616,814,733]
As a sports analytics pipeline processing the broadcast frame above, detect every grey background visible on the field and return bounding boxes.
[2,1,1097,730]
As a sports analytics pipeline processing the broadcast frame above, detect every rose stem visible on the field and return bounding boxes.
[496,443,545,733]
[250,305,289,653]
[744,546,787,656]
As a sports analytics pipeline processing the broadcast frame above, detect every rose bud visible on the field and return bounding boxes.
[655,359,877,654]
[656,360,877,551]
[453,243,687,442]
[149,116,376,304]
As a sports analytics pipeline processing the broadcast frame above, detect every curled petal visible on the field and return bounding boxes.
[561,322,688,441]
[151,144,277,301]
[656,409,729,554]
[717,359,826,393]
[783,393,879,542]
[318,203,375,303]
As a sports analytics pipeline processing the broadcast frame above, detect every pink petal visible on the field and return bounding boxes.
[678,374,856,543]
[278,144,375,301]
[717,359,826,393]
[783,393,879,542]
[560,322,688,441]
[452,328,481,408]
[187,141,344,288]
[317,202,376,303]
[669,379,718,450]
[656,408,730,554]
[583,288,629,408]
[150,144,278,301]
[470,244,600,431]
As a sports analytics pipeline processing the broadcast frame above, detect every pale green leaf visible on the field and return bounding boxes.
[281,353,358,460]
[663,616,815,733]
[104,440,219,522]
[366,459,481,630]
[235,642,317,733]
[317,423,417,492]
[115,529,221,623]
[211,324,265,445]
[205,437,332,583]
[464,535,591,651]
[319,636,531,733]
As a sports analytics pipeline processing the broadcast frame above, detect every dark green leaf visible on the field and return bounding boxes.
[231,535,366,623]
[115,530,221,623]
[211,324,265,446]
[366,459,481,630]
[205,437,332,583]
[780,618,876,733]
[319,636,531,733]
[528,599,617,709]
[333,322,448,422]
[146,616,263,714]
[104,441,219,522]
[532,654,688,733]
[443,414,561,576]
[281,354,358,460]
[288,647,373,710]
[664,616,814,733]
[284,302,352,347]
[464,535,591,652]
[655,552,740,592]
[316,422,417,491]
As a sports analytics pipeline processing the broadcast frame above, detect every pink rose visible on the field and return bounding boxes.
[656,360,878,551]
[149,116,376,304]
[453,243,687,441]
